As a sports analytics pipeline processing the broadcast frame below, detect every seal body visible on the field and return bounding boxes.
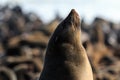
[39,9,93,80]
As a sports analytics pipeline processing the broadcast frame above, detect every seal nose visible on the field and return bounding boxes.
[70,9,79,17]
[64,9,80,28]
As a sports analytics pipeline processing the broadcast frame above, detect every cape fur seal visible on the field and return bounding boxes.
[39,9,93,80]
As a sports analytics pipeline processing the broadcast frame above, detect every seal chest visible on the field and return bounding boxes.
[39,9,93,80]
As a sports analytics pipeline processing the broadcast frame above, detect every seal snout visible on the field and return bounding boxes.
[70,9,79,17]
[65,9,80,28]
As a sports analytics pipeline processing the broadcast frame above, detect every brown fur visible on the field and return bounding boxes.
[39,9,93,80]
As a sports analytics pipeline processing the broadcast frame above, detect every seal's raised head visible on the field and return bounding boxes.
[49,9,81,49]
